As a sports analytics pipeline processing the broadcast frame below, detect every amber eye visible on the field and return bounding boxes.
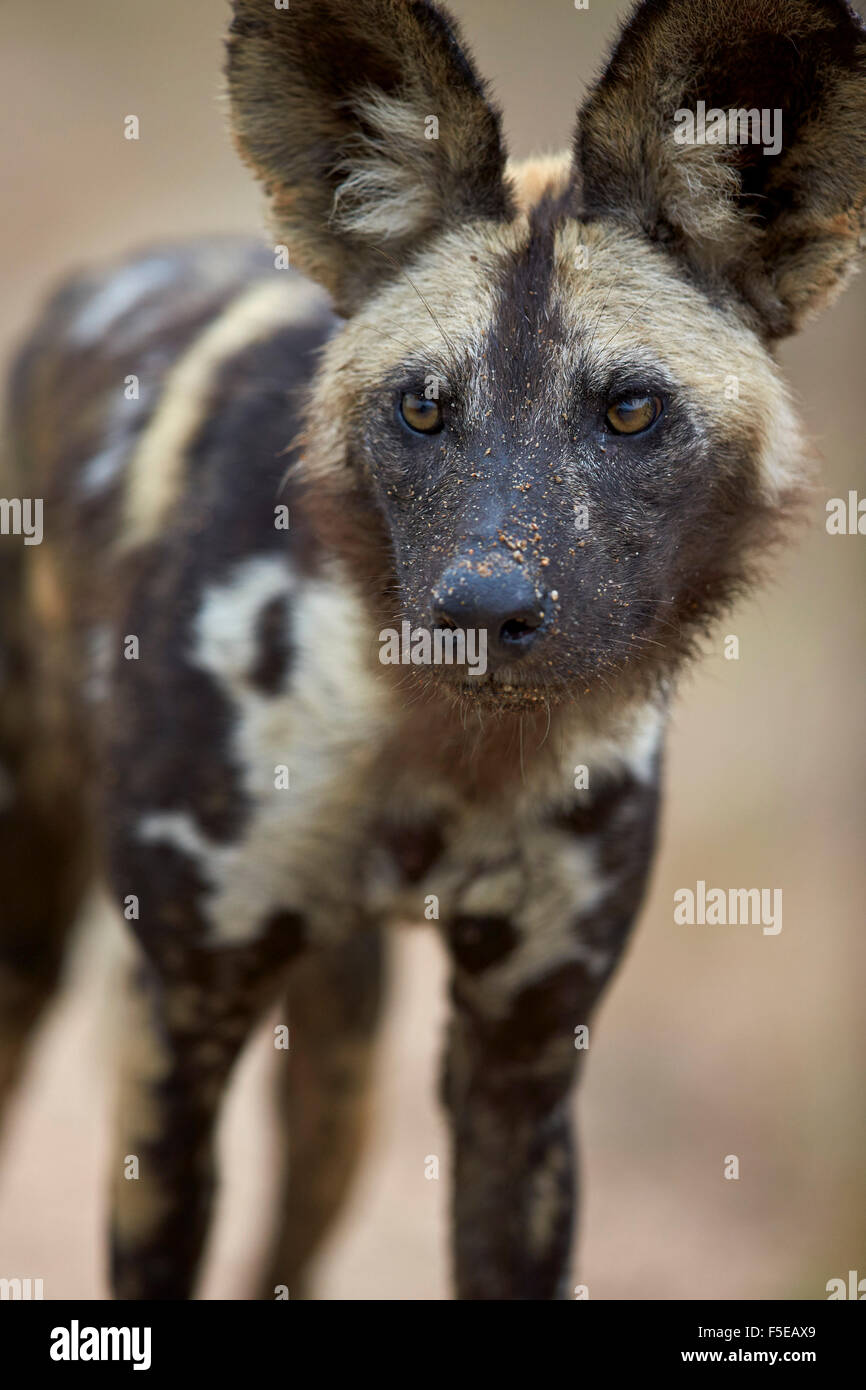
[605,394,663,435]
[399,391,443,435]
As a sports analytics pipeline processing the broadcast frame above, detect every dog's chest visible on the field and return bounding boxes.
[99,541,659,947]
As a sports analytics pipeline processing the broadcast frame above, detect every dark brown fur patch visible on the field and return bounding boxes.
[248,594,292,694]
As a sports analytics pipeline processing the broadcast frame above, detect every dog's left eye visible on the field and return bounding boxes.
[399,392,443,434]
[606,394,663,435]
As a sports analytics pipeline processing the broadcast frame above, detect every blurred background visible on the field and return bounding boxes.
[0,0,863,1300]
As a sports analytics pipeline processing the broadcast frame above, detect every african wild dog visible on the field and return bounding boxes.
[1,0,865,1301]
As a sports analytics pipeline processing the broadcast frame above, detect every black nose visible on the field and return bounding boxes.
[432,561,546,665]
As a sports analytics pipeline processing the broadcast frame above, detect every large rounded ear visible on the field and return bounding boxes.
[226,0,514,315]
[576,0,866,338]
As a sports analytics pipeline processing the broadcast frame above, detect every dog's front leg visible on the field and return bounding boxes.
[441,764,661,1299]
[110,928,303,1300]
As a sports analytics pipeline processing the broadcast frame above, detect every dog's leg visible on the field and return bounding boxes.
[0,774,89,1114]
[260,927,386,1300]
[441,766,660,1299]
[110,925,303,1301]
[0,549,90,1115]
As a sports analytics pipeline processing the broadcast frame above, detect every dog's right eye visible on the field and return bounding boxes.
[398,392,443,435]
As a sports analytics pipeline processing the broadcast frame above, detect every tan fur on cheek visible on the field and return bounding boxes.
[301,218,532,488]
[552,220,806,503]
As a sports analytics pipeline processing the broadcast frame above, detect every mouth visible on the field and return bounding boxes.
[378,611,564,709]
[436,667,560,711]
[380,609,651,711]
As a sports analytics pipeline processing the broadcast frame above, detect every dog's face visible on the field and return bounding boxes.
[311,206,799,709]
[227,0,866,711]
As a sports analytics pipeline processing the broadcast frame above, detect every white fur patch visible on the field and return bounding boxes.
[67,256,178,346]
[331,90,439,243]
[138,810,216,864]
[84,624,113,705]
[450,825,611,1017]
[136,557,392,947]
[195,556,294,689]
[78,387,155,500]
[79,443,129,499]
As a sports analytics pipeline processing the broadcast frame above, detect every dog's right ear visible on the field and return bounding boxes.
[226,0,513,315]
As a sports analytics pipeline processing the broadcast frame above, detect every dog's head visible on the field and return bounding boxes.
[227,0,866,712]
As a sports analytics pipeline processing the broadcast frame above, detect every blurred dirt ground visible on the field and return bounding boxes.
[0,0,864,1299]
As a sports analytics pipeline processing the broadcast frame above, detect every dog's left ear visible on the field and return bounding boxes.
[576,0,866,338]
